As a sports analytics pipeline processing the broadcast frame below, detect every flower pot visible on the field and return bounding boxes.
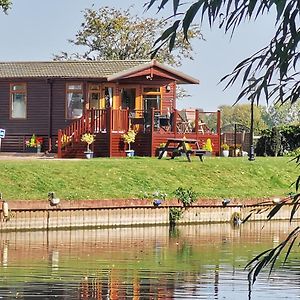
[84,151,94,159]
[158,149,167,158]
[222,150,229,157]
[125,150,135,157]
[26,147,38,153]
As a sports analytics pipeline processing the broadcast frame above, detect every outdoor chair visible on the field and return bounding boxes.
[159,114,171,131]
[176,110,193,133]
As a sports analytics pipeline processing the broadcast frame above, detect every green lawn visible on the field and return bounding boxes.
[0,156,298,201]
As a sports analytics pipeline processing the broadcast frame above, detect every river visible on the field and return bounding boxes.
[0,220,299,299]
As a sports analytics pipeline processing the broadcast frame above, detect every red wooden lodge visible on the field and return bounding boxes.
[0,60,221,158]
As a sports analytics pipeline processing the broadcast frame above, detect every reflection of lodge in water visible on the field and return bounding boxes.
[80,271,176,299]
[0,222,299,299]
[79,268,222,299]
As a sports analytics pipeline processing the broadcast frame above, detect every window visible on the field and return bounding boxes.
[10,83,27,119]
[88,84,101,109]
[66,83,83,119]
[88,85,113,109]
[142,87,161,111]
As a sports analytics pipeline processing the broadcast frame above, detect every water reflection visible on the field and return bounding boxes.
[0,221,299,299]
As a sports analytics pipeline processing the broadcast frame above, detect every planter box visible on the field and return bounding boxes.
[125,150,135,157]
[25,147,38,153]
[84,151,94,159]
[222,150,229,157]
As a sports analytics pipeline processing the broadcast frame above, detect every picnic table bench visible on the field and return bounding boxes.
[158,138,208,162]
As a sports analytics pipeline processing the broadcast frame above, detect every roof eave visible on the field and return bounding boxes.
[107,59,199,84]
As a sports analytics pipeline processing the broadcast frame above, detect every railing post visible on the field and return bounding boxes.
[150,108,155,156]
[57,129,62,158]
[107,107,113,157]
[217,109,221,156]
[173,109,178,136]
[90,109,95,133]
[126,108,130,131]
[195,109,199,136]
[85,113,89,133]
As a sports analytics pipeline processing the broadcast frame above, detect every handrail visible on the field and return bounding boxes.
[57,108,220,158]
[57,109,107,157]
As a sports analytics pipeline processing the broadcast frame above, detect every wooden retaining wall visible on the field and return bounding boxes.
[0,199,298,231]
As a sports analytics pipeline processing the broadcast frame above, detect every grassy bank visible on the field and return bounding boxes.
[0,156,298,201]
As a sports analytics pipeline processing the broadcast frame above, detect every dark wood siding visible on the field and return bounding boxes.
[0,79,49,135]
[0,79,51,151]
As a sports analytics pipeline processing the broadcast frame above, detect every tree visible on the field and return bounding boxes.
[0,0,11,13]
[266,102,300,127]
[145,0,300,285]
[219,104,268,134]
[54,6,202,67]
[145,0,300,104]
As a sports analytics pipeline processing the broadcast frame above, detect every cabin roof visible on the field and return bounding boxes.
[0,60,149,79]
[107,60,199,84]
[0,60,199,84]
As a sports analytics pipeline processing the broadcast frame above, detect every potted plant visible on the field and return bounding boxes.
[122,129,136,157]
[221,143,229,157]
[25,134,43,153]
[81,133,95,159]
[157,142,167,157]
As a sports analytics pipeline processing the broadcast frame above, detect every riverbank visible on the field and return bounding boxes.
[0,156,297,200]
[1,198,298,231]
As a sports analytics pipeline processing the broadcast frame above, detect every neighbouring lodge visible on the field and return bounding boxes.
[0,59,221,158]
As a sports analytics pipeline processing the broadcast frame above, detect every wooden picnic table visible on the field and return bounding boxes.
[158,137,207,162]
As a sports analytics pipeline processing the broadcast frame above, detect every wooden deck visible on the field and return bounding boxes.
[57,108,221,158]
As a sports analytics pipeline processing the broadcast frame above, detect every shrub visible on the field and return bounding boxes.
[169,207,183,225]
[122,130,136,150]
[81,133,95,152]
[256,125,300,156]
[221,143,229,150]
[174,187,197,207]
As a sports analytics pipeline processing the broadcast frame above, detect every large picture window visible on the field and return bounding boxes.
[10,83,27,119]
[66,83,83,119]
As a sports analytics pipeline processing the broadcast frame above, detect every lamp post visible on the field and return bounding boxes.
[248,76,256,161]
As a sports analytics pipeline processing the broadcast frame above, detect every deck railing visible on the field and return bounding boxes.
[57,108,221,157]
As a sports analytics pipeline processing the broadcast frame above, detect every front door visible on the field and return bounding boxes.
[88,84,102,109]
[120,88,136,110]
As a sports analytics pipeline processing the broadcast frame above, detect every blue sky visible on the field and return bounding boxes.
[0,0,276,111]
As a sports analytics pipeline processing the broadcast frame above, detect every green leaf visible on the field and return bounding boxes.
[144,0,160,11]
[173,0,180,15]
[158,0,169,10]
[283,235,297,264]
[267,202,284,220]
[169,32,176,51]
[182,1,202,39]
[275,0,286,21]
[153,21,179,46]
[290,198,300,222]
